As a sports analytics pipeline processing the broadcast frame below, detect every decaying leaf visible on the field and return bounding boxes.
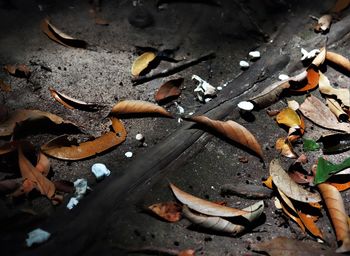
[314,157,350,184]
[275,138,297,158]
[0,109,79,137]
[326,51,350,73]
[251,237,334,256]
[41,117,126,160]
[318,183,350,253]
[154,78,183,104]
[187,115,263,159]
[148,201,182,222]
[326,98,349,122]
[49,87,101,111]
[297,210,323,239]
[269,159,321,203]
[131,52,157,76]
[0,79,11,92]
[170,183,248,217]
[3,64,31,78]
[182,200,264,234]
[318,133,350,154]
[314,14,332,32]
[319,71,350,107]
[111,100,173,118]
[299,95,350,133]
[41,18,88,48]
[331,0,350,13]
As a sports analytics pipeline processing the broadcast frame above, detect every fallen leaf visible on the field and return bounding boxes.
[326,51,350,73]
[131,52,157,76]
[262,176,273,189]
[35,152,50,176]
[318,183,350,253]
[154,78,183,104]
[0,109,79,137]
[331,0,350,13]
[276,107,301,136]
[269,159,321,203]
[182,200,264,234]
[0,79,11,92]
[318,71,350,107]
[290,66,319,92]
[303,138,320,152]
[178,249,196,256]
[326,98,349,122]
[187,115,263,159]
[3,64,31,78]
[41,18,88,48]
[318,133,350,154]
[297,210,323,238]
[311,47,326,67]
[275,137,297,158]
[299,95,350,133]
[314,156,350,184]
[328,175,350,191]
[111,100,173,118]
[148,201,182,222]
[289,171,314,184]
[49,87,102,111]
[314,14,332,32]
[251,237,334,256]
[170,183,248,217]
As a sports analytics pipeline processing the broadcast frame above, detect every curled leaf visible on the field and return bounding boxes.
[154,78,183,104]
[270,159,321,203]
[131,52,157,76]
[319,71,349,107]
[290,66,319,92]
[41,18,88,48]
[297,210,323,239]
[3,64,31,78]
[170,183,248,217]
[326,98,349,122]
[326,51,350,74]
[318,183,350,253]
[35,152,50,176]
[111,100,173,118]
[314,15,332,32]
[275,138,297,158]
[311,47,326,67]
[314,157,350,184]
[187,115,263,159]
[148,201,182,222]
[318,133,350,154]
[276,107,301,132]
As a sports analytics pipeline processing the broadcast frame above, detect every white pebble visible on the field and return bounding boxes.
[26,228,51,247]
[239,60,250,68]
[237,101,254,111]
[135,133,144,141]
[91,163,111,180]
[66,197,79,210]
[278,74,290,81]
[249,51,261,59]
[217,86,223,91]
[125,151,133,158]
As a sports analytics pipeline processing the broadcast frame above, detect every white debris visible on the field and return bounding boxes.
[217,86,223,91]
[237,101,254,111]
[66,178,90,210]
[205,98,212,103]
[67,197,79,210]
[26,228,51,247]
[278,74,290,81]
[91,163,111,180]
[287,100,300,111]
[174,102,185,114]
[239,60,250,68]
[301,48,320,61]
[125,151,133,158]
[188,112,194,116]
[192,75,217,103]
[177,118,182,123]
[249,51,261,60]
[135,133,144,141]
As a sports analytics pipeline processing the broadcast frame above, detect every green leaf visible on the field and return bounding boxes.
[303,138,320,152]
[314,157,350,184]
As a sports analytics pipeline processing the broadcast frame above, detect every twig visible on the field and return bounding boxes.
[132,52,215,85]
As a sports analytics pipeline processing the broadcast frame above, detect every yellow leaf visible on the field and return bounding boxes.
[131,52,157,76]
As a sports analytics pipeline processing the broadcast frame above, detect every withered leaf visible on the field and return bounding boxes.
[312,47,326,67]
[319,71,350,107]
[270,159,321,203]
[148,201,182,222]
[318,183,350,253]
[35,152,50,176]
[131,52,157,76]
[41,18,88,48]
[290,66,319,92]
[154,78,183,104]
[276,107,302,137]
[0,109,79,137]
[187,115,263,159]
[314,14,332,32]
[111,100,173,118]
[275,138,297,158]
[41,117,126,160]
[170,183,248,217]
[297,210,323,239]
[328,174,350,192]
[3,64,31,78]
[326,98,349,122]
[299,95,350,133]
[0,79,11,92]
[326,51,350,73]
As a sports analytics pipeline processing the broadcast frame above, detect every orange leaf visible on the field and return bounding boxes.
[3,64,31,78]
[131,52,157,76]
[275,137,297,159]
[327,175,350,192]
[297,210,323,239]
[111,100,173,118]
[318,183,350,253]
[187,115,263,159]
[178,249,196,256]
[35,152,50,176]
[154,78,183,104]
[262,176,273,189]
[148,201,182,222]
[326,51,350,73]
[291,66,319,92]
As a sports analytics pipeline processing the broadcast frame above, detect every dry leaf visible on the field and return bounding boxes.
[3,64,31,78]
[326,51,350,73]
[154,78,183,104]
[178,249,196,256]
[288,171,314,184]
[0,109,79,137]
[331,0,350,13]
[299,95,350,133]
[263,176,273,189]
[0,79,11,92]
[318,183,350,253]
[275,138,297,158]
[270,159,321,203]
[290,67,319,92]
[328,177,350,192]
[148,201,182,222]
[276,107,302,136]
[170,183,248,217]
[41,18,88,48]
[326,98,349,122]
[111,100,173,118]
[187,115,263,159]
[35,152,50,176]
[312,47,326,67]
[131,52,157,76]
[49,87,101,111]
[314,14,332,32]
[319,72,350,107]
[42,118,126,160]
[297,210,323,238]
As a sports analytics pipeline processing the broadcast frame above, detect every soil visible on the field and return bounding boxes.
[0,0,350,255]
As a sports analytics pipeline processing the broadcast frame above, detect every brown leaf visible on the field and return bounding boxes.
[319,71,350,107]
[312,47,326,67]
[251,237,335,256]
[326,98,349,122]
[299,95,350,133]
[178,249,196,256]
[297,210,323,239]
[331,0,350,13]
[41,117,126,160]
[35,152,50,176]
[314,14,332,32]
[131,52,157,76]
[154,78,183,104]
[275,138,297,158]
[170,183,248,217]
[3,64,31,78]
[326,51,350,73]
[148,201,182,222]
[40,18,88,48]
[0,109,79,137]
[0,79,11,92]
[270,159,321,203]
[290,66,319,92]
[288,171,314,184]
[187,115,263,159]
[111,100,173,118]
[318,183,350,253]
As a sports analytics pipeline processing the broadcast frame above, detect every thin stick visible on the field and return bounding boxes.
[132,52,215,85]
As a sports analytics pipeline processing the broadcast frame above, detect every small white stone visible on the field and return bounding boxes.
[278,74,290,81]
[239,60,249,68]
[217,86,223,91]
[249,51,261,59]
[74,179,89,199]
[135,133,144,141]
[26,228,51,247]
[174,102,185,114]
[91,163,111,180]
[301,48,320,61]
[188,112,194,116]
[67,197,79,210]
[237,101,254,111]
[125,151,133,158]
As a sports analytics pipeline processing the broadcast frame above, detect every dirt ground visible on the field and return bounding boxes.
[1,0,350,255]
